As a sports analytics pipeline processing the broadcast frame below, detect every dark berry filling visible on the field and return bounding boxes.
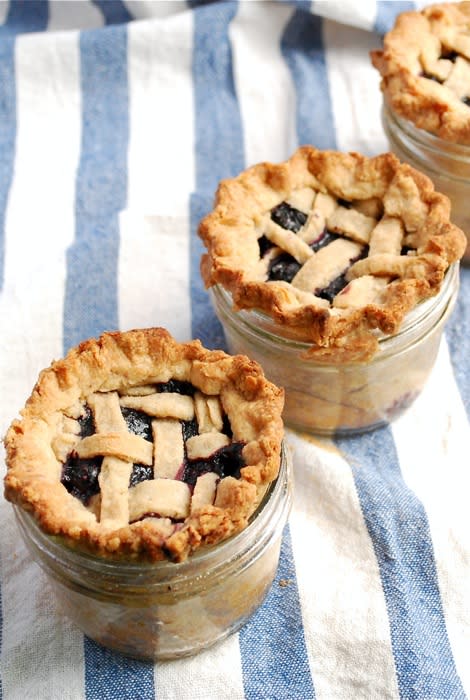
[315,246,368,301]
[265,229,340,284]
[258,234,274,257]
[265,198,345,284]
[316,273,350,303]
[78,405,95,437]
[182,417,199,444]
[156,379,196,396]
[121,407,153,441]
[183,442,245,489]
[129,463,153,487]
[271,202,307,232]
[310,229,339,252]
[422,72,441,83]
[222,412,233,439]
[268,252,301,283]
[441,50,458,62]
[62,454,102,504]
[60,381,245,511]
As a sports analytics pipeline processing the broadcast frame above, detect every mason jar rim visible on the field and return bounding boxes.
[383,100,470,166]
[211,263,458,366]
[13,441,291,595]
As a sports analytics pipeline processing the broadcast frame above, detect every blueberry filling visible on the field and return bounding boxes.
[78,405,95,437]
[268,253,301,283]
[61,382,246,511]
[182,417,199,444]
[315,247,368,301]
[121,407,152,441]
[222,412,233,439]
[183,441,246,489]
[310,229,339,253]
[265,200,346,284]
[265,227,340,285]
[62,454,102,504]
[258,234,274,257]
[422,72,441,83]
[156,379,196,396]
[129,463,153,487]
[271,202,307,232]
[441,50,458,62]
[316,273,350,303]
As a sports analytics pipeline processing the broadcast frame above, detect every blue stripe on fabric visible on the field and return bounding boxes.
[84,638,154,700]
[281,2,336,150]
[189,0,244,348]
[74,19,154,696]
[63,23,128,353]
[0,0,49,289]
[336,428,466,700]
[239,525,315,700]
[190,2,314,694]
[446,267,470,420]
[284,9,463,693]
[92,0,133,25]
[374,2,416,35]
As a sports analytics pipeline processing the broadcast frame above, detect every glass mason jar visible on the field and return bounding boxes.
[382,100,470,263]
[210,264,459,436]
[13,443,292,661]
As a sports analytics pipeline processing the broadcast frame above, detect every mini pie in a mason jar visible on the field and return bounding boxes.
[3,327,289,659]
[371,1,470,260]
[199,146,466,435]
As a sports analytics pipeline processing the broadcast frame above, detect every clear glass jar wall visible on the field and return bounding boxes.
[382,100,470,263]
[14,443,292,661]
[211,264,459,436]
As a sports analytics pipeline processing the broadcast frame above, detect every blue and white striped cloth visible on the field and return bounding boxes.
[0,1,469,698]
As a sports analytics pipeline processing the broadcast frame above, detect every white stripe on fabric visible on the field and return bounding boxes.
[0,29,85,700]
[230,0,297,167]
[156,634,245,700]
[118,212,192,340]
[0,29,80,429]
[312,0,378,31]
[48,0,104,31]
[287,431,400,700]
[126,10,195,212]
[122,10,194,339]
[392,340,470,697]
[323,18,387,156]
[0,524,85,700]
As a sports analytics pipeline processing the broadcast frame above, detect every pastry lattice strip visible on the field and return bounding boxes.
[261,190,409,308]
[72,389,229,528]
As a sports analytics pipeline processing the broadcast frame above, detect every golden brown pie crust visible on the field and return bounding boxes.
[199,146,466,361]
[4,328,284,562]
[371,2,470,144]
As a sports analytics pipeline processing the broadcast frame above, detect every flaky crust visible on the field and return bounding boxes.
[4,327,284,562]
[371,2,470,144]
[199,146,466,361]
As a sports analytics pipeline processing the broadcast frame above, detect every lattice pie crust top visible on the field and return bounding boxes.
[371,2,470,144]
[4,328,284,562]
[199,147,466,362]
